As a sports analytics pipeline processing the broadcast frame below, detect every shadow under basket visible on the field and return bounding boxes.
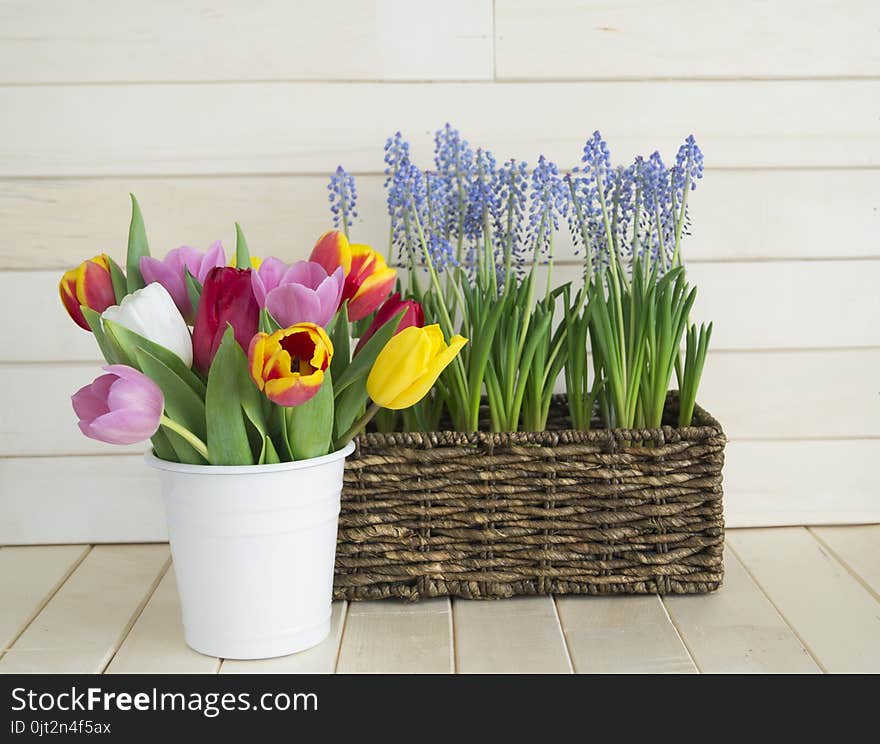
[335,393,725,601]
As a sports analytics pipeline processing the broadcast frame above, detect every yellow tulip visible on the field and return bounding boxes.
[367,325,467,410]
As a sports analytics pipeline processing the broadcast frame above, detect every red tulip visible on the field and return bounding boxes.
[192,267,259,374]
[354,293,424,355]
[59,254,117,331]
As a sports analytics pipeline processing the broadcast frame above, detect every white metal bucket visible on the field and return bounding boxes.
[145,441,355,660]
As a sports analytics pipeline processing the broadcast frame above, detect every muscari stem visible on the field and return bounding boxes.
[159,415,209,459]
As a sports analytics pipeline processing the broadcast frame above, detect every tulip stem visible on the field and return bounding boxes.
[335,403,381,450]
[159,415,209,460]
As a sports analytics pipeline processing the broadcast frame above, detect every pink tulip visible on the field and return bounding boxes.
[261,260,344,329]
[72,365,164,445]
[139,242,226,322]
[250,257,293,307]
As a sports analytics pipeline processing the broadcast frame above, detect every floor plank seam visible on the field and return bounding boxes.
[0,544,92,663]
[658,595,701,674]
[807,527,880,604]
[550,596,575,674]
[331,601,350,674]
[100,553,172,674]
[725,536,829,674]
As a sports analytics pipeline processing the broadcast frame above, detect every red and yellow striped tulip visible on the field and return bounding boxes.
[367,325,467,410]
[309,231,397,321]
[59,254,117,331]
[309,230,352,277]
[248,323,334,407]
[342,244,397,321]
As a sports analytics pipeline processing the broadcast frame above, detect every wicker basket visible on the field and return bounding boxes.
[335,393,725,601]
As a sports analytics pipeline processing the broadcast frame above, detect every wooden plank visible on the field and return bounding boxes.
[695,349,880,439]
[2,170,878,271]
[664,546,820,673]
[723,441,880,528]
[9,261,879,364]
[452,597,571,673]
[728,527,880,673]
[336,598,453,674]
[811,525,880,599]
[0,365,147,456]
[2,441,877,546]
[1,349,874,458]
[552,261,880,351]
[0,545,89,651]
[556,594,696,673]
[1,81,877,177]
[495,0,880,79]
[0,456,164,544]
[0,1,493,83]
[105,565,218,674]
[0,544,169,673]
[221,602,347,675]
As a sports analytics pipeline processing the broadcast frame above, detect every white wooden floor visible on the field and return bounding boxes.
[1,526,878,674]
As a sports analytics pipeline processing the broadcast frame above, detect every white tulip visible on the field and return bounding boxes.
[102,283,194,368]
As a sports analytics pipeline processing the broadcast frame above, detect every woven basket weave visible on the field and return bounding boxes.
[335,393,725,601]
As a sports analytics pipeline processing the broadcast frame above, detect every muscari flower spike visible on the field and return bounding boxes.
[527,155,568,260]
[328,165,358,234]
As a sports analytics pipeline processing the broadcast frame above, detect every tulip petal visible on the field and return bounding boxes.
[59,269,89,330]
[314,267,345,326]
[347,267,397,321]
[283,260,327,288]
[85,408,161,445]
[77,257,116,315]
[266,284,323,328]
[310,231,352,275]
[387,334,468,410]
[107,373,164,418]
[251,257,290,307]
[264,370,324,406]
[71,373,116,421]
[140,255,190,318]
[197,241,227,283]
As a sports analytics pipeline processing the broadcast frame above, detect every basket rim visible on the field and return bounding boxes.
[355,392,725,450]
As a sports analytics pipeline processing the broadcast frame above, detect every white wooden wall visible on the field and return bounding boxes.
[0,1,877,543]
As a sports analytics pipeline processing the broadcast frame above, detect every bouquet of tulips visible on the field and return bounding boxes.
[59,197,467,465]
[330,125,712,434]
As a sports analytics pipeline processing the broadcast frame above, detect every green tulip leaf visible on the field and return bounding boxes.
[81,306,119,365]
[326,303,351,384]
[333,376,365,442]
[235,222,250,270]
[184,268,202,317]
[286,370,334,460]
[108,257,128,304]
[205,325,254,465]
[102,319,205,398]
[258,435,281,465]
[135,346,207,441]
[126,194,150,293]
[162,427,207,465]
[258,308,281,335]
[150,428,178,462]
[269,405,293,461]
[235,345,268,438]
